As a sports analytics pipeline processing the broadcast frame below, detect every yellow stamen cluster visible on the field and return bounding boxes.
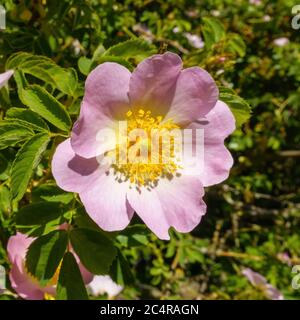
[111,109,181,188]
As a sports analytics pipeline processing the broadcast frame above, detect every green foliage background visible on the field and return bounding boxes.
[0,0,300,300]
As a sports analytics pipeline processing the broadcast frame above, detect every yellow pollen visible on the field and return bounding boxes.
[44,293,55,300]
[111,108,181,188]
[25,260,62,294]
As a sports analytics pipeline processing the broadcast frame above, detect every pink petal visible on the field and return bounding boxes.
[9,256,45,300]
[0,70,14,88]
[8,230,92,299]
[127,175,206,240]
[79,172,134,231]
[71,63,131,158]
[129,52,182,115]
[51,138,104,193]
[72,249,94,284]
[242,268,284,300]
[201,100,235,140]
[242,268,267,286]
[185,100,235,186]
[52,139,134,231]
[164,67,219,125]
[265,284,284,300]
[78,263,94,284]
[7,232,33,263]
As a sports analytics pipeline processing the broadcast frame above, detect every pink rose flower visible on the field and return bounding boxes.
[52,52,235,240]
[7,232,93,300]
[0,70,14,88]
[242,268,284,300]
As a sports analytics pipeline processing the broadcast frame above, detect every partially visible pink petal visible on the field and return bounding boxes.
[127,175,206,240]
[242,268,267,286]
[79,171,134,231]
[265,284,284,300]
[8,229,93,300]
[185,100,235,186]
[129,52,182,115]
[9,256,45,300]
[164,67,219,125]
[52,139,134,231]
[242,268,284,300]
[201,100,235,141]
[71,102,118,158]
[78,263,94,284]
[71,63,131,158]
[51,138,105,193]
[7,232,33,263]
[0,70,14,88]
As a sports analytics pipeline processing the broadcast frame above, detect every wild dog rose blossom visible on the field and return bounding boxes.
[8,232,93,300]
[52,52,235,240]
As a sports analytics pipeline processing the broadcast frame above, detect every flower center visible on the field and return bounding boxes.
[109,109,181,188]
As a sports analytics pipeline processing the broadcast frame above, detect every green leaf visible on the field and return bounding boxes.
[92,44,106,61]
[6,107,49,132]
[219,87,251,127]
[70,228,117,274]
[25,230,68,286]
[56,252,89,300]
[0,185,11,214]
[11,133,50,201]
[73,206,107,232]
[78,57,92,76]
[13,70,28,96]
[202,17,226,48]
[116,224,149,247]
[110,250,134,286]
[104,39,156,63]
[0,121,34,150]
[0,153,10,180]
[16,202,63,228]
[93,56,134,71]
[7,52,78,95]
[6,52,31,69]
[226,34,246,57]
[21,85,71,132]
[32,183,73,204]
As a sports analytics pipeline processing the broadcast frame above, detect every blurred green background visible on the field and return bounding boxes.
[1,0,300,300]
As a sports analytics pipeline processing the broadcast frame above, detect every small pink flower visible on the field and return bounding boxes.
[7,232,93,300]
[183,33,205,49]
[87,275,123,298]
[273,37,289,47]
[242,268,284,300]
[277,252,292,266]
[0,70,14,88]
[52,52,235,240]
[249,0,261,5]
